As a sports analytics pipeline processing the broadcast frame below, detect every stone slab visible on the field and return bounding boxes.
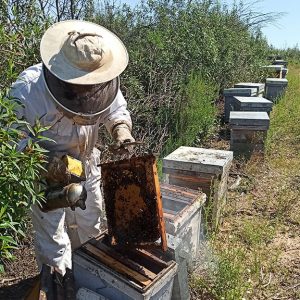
[234,82,265,94]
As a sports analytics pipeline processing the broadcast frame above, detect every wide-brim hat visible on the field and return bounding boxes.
[40,20,128,85]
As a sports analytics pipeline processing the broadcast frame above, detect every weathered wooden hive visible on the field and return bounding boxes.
[73,233,177,300]
[265,78,288,102]
[223,88,257,122]
[229,111,270,156]
[233,96,273,115]
[234,82,265,97]
[163,147,233,229]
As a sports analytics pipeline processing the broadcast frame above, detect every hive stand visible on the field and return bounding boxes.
[233,96,273,115]
[163,147,233,230]
[223,88,257,122]
[229,111,270,156]
[265,78,288,102]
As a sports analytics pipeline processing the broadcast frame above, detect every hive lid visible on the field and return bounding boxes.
[266,78,288,85]
[234,96,273,108]
[163,147,233,174]
[101,155,167,251]
[223,88,257,96]
[262,65,284,71]
[229,111,270,128]
[234,82,265,94]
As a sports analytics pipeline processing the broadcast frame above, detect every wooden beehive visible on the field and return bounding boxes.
[73,233,177,300]
[163,147,233,230]
[101,154,167,251]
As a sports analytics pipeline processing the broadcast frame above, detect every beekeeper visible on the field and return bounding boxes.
[10,20,134,277]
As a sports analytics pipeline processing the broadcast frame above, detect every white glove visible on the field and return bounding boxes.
[111,124,135,150]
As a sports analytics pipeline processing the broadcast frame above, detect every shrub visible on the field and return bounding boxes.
[0,93,48,272]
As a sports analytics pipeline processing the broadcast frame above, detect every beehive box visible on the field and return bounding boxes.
[101,155,167,251]
[223,88,257,122]
[163,147,233,229]
[265,78,288,102]
[234,82,265,97]
[233,96,273,114]
[282,68,288,79]
[161,183,206,268]
[229,111,270,155]
[73,233,177,300]
[262,65,284,78]
[272,59,288,67]
[151,234,191,300]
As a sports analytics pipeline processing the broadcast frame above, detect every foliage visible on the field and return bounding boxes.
[0,93,48,272]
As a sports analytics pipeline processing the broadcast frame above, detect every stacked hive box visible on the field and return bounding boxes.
[272,59,288,67]
[229,111,270,155]
[161,184,206,269]
[233,96,273,115]
[234,82,265,97]
[262,65,284,78]
[265,78,288,102]
[223,88,257,122]
[73,233,178,300]
[163,147,233,230]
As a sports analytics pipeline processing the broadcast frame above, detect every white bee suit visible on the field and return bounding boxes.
[10,63,132,274]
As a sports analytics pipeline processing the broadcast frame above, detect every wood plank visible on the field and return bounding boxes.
[82,244,152,287]
[149,160,167,251]
[133,249,169,268]
[90,241,157,280]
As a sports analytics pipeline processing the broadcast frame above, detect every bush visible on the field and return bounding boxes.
[0,93,47,272]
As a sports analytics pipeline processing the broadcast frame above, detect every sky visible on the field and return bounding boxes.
[118,0,300,49]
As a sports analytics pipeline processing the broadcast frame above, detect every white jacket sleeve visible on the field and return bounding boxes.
[100,89,132,135]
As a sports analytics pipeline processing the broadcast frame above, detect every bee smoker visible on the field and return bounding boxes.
[40,183,87,212]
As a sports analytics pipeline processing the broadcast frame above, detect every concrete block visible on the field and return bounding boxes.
[229,112,270,156]
[223,88,257,122]
[161,183,206,270]
[265,78,288,102]
[163,147,233,229]
[234,82,265,95]
[233,96,273,114]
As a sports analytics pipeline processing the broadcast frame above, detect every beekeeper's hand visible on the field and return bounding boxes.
[43,154,71,187]
[111,123,135,152]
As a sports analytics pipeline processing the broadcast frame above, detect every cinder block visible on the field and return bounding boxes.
[163,147,233,230]
[265,78,288,102]
[234,82,265,96]
[229,111,270,155]
[223,88,257,122]
[161,183,206,270]
[233,96,273,114]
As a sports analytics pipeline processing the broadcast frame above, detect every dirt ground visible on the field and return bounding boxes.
[0,231,39,299]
